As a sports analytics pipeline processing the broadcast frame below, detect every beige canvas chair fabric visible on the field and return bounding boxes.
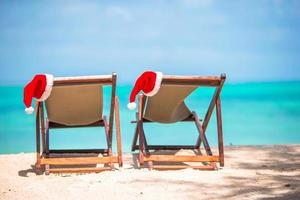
[143,84,197,123]
[45,84,103,126]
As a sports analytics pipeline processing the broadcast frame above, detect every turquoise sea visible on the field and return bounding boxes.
[0,82,300,154]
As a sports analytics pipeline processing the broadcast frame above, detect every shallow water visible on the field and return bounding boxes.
[1,82,300,154]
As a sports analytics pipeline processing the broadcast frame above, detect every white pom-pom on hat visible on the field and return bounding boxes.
[127,102,137,110]
[25,106,34,114]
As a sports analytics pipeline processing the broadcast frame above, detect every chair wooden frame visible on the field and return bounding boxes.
[131,74,226,170]
[35,73,123,174]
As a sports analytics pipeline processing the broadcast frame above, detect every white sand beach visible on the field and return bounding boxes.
[0,145,299,200]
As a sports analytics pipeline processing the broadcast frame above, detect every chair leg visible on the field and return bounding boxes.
[133,122,148,167]
[45,165,50,175]
[131,122,152,168]
[103,116,114,169]
[138,122,144,166]
[103,116,110,154]
[45,120,50,157]
[40,102,46,154]
[141,126,149,151]
[108,144,114,170]
[192,112,213,156]
[131,115,139,151]
[216,97,224,167]
[114,96,123,167]
[35,102,41,169]
[137,94,146,167]
[140,126,153,169]
[45,119,50,174]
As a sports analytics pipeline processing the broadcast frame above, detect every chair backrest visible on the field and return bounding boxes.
[144,85,197,123]
[143,74,226,123]
[45,75,116,126]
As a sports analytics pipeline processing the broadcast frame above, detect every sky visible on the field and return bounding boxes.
[0,0,300,85]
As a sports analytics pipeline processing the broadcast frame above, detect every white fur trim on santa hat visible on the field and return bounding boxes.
[127,102,137,110]
[25,106,34,114]
[144,71,163,97]
[36,74,54,102]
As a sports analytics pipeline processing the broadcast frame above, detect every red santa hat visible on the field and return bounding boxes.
[127,71,163,110]
[23,74,54,114]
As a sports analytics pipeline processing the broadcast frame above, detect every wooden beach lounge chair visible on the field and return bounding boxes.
[34,73,122,174]
[131,74,226,170]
